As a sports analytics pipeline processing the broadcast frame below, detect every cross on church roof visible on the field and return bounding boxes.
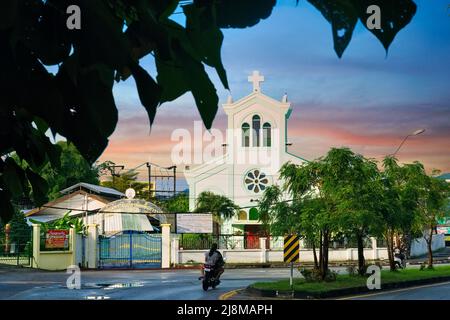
[248,70,264,93]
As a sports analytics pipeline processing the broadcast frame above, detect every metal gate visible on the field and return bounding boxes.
[0,234,33,267]
[99,231,162,269]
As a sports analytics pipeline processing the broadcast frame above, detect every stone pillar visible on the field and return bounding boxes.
[371,237,378,260]
[161,224,171,268]
[171,237,180,265]
[260,237,267,263]
[32,224,41,268]
[86,224,98,269]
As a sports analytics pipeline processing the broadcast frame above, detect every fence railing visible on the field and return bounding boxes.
[179,234,262,250]
[179,234,384,250]
[0,237,33,266]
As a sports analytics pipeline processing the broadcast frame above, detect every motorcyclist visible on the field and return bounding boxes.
[198,243,225,281]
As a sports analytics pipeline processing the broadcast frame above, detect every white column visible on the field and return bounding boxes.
[32,224,40,268]
[260,237,267,263]
[161,224,171,268]
[171,237,180,265]
[69,228,76,266]
[86,224,98,269]
[371,237,378,260]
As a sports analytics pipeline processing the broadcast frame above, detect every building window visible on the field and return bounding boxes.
[238,210,247,220]
[244,169,269,194]
[249,208,260,221]
[252,115,261,147]
[242,123,250,147]
[263,122,271,147]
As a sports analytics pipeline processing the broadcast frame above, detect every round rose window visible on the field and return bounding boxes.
[244,169,269,193]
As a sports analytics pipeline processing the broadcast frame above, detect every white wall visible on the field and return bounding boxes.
[176,248,389,264]
[410,234,445,257]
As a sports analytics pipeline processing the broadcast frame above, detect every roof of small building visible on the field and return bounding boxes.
[59,182,125,198]
[436,173,450,181]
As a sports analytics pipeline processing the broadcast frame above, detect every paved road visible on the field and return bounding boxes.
[0,267,301,300]
[2,264,449,300]
[341,281,450,300]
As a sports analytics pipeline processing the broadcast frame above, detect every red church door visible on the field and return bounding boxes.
[244,225,261,249]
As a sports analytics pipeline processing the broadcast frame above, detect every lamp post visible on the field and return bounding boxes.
[390,129,425,157]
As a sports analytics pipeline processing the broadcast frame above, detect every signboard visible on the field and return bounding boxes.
[176,213,213,234]
[437,227,450,235]
[284,234,300,263]
[45,230,69,249]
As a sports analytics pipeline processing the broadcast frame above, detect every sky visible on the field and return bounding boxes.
[97,0,450,188]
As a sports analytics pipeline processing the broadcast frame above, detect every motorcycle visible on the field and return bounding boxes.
[202,264,221,291]
[394,250,407,269]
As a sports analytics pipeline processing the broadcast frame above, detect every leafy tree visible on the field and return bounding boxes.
[195,191,238,235]
[0,0,417,221]
[405,164,450,268]
[8,209,31,245]
[160,193,189,213]
[330,149,383,275]
[101,167,148,197]
[377,156,425,271]
[13,141,100,201]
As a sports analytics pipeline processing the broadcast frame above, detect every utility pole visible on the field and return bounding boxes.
[105,164,124,187]
[146,162,152,201]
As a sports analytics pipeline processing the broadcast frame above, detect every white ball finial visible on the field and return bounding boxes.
[227,95,233,104]
[282,92,288,103]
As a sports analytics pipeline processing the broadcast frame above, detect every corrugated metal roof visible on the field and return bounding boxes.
[437,173,450,181]
[60,182,125,197]
[103,213,153,234]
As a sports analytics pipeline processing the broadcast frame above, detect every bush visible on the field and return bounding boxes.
[346,265,358,277]
[299,268,337,282]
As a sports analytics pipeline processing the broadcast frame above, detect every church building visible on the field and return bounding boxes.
[184,71,307,247]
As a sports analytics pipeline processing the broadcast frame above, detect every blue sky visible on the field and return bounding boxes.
[100,0,450,187]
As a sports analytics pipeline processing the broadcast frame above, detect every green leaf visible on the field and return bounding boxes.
[2,157,27,196]
[214,0,276,29]
[156,40,219,129]
[307,0,358,58]
[183,3,229,89]
[156,54,190,103]
[129,62,162,125]
[26,168,49,206]
[353,0,417,52]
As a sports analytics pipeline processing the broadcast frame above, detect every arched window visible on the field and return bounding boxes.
[238,210,247,220]
[252,115,261,147]
[241,123,250,147]
[249,208,260,221]
[263,122,271,147]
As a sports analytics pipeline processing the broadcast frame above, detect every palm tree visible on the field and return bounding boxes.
[194,192,239,235]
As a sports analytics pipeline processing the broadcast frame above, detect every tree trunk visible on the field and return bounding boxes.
[427,227,434,268]
[312,240,319,270]
[356,232,366,275]
[385,230,396,271]
[321,230,330,280]
[319,231,323,275]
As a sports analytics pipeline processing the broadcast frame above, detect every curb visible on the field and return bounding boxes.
[246,275,450,299]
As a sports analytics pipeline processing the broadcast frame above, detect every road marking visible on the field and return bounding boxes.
[219,288,245,300]
[337,280,450,300]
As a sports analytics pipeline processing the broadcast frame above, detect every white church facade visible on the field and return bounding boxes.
[184,71,307,246]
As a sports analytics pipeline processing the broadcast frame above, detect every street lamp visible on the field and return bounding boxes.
[390,129,425,157]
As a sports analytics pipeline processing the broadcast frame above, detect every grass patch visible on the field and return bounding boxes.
[251,265,450,294]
